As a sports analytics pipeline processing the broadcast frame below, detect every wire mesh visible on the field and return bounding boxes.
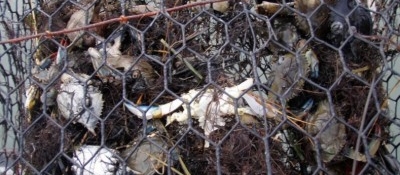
[0,0,400,174]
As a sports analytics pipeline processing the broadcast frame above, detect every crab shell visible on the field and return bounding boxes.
[305,100,346,162]
[275,22,299,50]
[111,55,157,86]
[31,58,62,83]
[120,134,170,174]
[56,73,103,135]
[72,145,119,175]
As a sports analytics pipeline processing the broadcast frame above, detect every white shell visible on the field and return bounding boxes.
[57,73,103,135]
[72,145,119,175]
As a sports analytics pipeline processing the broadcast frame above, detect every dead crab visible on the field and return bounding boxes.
[119,124,179,175]
[72,145,119,175]
[56,73,104,135]
[124,78,281,147]
[305,100,346,163]
[267,39,319,102]
[87,35,157,91]
[25,39,68,113]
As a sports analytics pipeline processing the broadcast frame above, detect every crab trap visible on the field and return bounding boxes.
[0,0,400,174]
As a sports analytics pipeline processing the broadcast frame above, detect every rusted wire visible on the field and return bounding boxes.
[0,0,228,44]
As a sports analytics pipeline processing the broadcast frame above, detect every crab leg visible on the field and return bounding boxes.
[305,49,319,78]
[256,1,294,16]
[242,93,280,119]
[124,99,183,120]
[55,39,68,65]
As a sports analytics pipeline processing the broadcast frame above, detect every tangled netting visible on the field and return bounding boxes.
[0,0,400,174]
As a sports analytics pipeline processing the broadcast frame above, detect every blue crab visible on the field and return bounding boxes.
[27,39,104,135]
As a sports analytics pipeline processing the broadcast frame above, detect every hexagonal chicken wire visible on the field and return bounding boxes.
[0,0,400,174]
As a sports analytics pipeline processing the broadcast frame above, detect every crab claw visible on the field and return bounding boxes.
[39,53,56,69]
[305,49,319,78]
[107,35,122,58]
[241,93,280,119]
[124,99,183,120]
[25,85,40,111]
[300,98,314,112]
[55,39,68,65]
[88,47,114,77]
[124,104,160,120]
[40,87,57,107]
[383,153,400,173]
